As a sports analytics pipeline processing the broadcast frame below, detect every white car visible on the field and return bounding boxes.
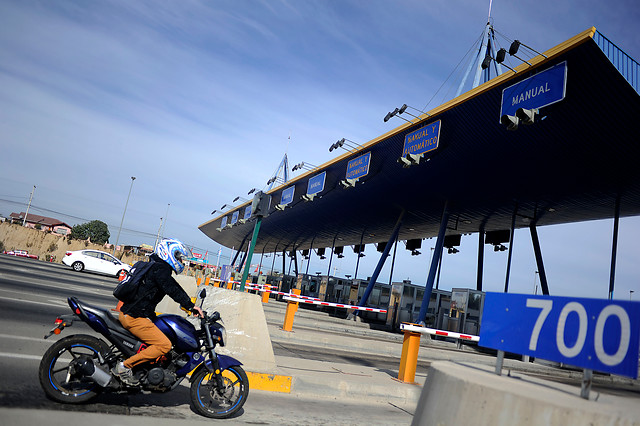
[62,250,131,278]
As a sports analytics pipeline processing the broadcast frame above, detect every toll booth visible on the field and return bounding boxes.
[445,288,485,335]
[393,280,452,327]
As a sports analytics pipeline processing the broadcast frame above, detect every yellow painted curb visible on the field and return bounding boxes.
[246,371,292,393]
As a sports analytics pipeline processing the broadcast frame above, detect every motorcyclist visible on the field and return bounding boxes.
[113,238,203,385]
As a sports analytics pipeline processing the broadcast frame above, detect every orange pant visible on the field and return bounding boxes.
[119,312,172,368]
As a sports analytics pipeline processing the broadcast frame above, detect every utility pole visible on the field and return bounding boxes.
[153,217,163,251]
[23,185,36,226]
[160,203,170,239]
[113,176,136,256]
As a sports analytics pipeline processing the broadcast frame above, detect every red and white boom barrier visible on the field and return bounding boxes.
[400,322,479,342]
[283,296,387,313]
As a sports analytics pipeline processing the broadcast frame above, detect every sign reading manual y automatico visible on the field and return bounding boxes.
[402,120,441,157]
[500,61,567,119]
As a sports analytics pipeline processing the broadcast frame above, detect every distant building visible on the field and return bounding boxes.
[9,212,72,236]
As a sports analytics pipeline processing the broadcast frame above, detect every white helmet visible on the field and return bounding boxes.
[155,238,190,274]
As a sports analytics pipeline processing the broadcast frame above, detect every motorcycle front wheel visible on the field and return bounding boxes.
[190,365,249,419]
[39,334,109,404]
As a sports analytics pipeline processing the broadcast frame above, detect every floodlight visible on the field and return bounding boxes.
[340,178,357,189]
[481,54,492,70]
[500,114,519,131]
[496,48,507,64]
[516,108,538,125]
[397,153,422,168]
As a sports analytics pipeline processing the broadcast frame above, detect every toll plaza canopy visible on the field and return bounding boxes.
[200,27,640,258]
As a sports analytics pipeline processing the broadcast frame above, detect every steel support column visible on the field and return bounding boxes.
[354,231,365,279]
[231,236,248,267]
[359,211,405,308]
[609,196,621,300]
[239,217,262,292]
[503,207,517,293]
[477,229,485,291]
[327,235,337,277]
[529,224,549,295]
[417,203,449,324]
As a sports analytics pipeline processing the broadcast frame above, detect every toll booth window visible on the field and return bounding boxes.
[380,287,390,305]
[468,293,482,312]
[370,288,381,306]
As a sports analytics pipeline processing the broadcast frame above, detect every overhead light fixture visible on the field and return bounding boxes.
[330,138,363,153]
[483,50,517,73]
[500,114,519,131]
[292,162,318,172]
[447,247,459,254]
[516,107,538,125]
[247,188,256,195]
[411,249,421,256]
[301,194,316,202]
[340,178,357,189]
[233,196,248,203]
[397,153,423,168]
[211,210,217,215]
[275,204,286,211]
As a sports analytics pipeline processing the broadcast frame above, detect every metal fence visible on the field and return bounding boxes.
[594,30,640,94]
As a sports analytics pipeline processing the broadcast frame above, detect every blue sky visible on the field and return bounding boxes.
[1,0,639,300]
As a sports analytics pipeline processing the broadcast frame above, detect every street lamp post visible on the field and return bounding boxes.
[113,176,136,256]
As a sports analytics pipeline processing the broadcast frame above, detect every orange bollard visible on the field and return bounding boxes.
[204,277,210,286]
[226,280,233,290]
[261,290,270,304]
[397,325,421,384]
[282,289,301,332]
[196,277,202,286]
[213,279,220,288]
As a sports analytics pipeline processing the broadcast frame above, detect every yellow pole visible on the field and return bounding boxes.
[397,328,421,383]
[282,289,301,332]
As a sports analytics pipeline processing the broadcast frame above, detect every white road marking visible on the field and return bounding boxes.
[0,352,42,361]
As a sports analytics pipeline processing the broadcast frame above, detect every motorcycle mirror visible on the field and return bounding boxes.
[198,288,207,300]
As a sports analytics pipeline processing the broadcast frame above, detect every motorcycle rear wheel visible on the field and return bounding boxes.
[39,334,110,404]
[190,365,249,419]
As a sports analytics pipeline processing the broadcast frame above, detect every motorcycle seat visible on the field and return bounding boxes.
[68,297,134,338]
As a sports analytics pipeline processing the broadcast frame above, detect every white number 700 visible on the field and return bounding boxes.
[525,298,631,366]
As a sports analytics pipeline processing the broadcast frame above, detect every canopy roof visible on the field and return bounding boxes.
[200,28,640,255]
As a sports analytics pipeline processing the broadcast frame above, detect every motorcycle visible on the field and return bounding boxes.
[38,289,248,419]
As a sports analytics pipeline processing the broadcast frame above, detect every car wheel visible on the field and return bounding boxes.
[72,261,84,272]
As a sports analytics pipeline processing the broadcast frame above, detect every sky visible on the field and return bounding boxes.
[1,0,639,301]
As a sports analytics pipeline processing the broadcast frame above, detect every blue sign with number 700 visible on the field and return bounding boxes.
[479,293,640,379]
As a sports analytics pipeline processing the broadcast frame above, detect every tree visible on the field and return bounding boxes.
[70,220,110,245]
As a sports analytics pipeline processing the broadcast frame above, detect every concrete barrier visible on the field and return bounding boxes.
[155,274,198,316]
[199,286,277,374]
[412,361,640,426]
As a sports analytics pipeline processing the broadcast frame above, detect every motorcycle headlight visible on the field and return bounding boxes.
[209,323,227,347]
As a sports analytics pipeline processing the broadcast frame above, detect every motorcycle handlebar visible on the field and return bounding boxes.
[200,310,221,324]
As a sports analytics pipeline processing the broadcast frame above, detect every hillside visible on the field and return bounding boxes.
[0,221,144,265]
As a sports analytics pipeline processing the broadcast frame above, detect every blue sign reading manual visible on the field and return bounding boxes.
[402,120,441,157]
[479,292,640,378]
[231,210,239,225]
[243,206,251,220]
[500,61,567,119]
[307,171,326,195]
[280,186,294,206]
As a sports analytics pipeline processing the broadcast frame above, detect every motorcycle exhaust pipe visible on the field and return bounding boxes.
[75,356,113,387]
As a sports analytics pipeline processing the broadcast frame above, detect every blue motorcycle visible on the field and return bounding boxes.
[38,289,248,419]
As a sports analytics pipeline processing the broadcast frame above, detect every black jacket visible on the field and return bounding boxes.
[121,253,195,318]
